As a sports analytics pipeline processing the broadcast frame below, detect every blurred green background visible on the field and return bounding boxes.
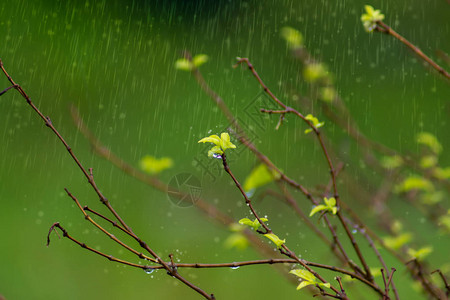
[0,0,449,299]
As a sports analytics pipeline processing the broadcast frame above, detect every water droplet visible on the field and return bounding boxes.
[144,268,154,274]
[245,189,255,198]
[230,266,240,270]
[212,153,222,159]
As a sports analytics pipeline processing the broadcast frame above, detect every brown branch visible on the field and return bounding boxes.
[70,104,310,289]
[63,187,158,263]
[234,57,374,281]
[375,21,450,80]
[47,223,146,268]
[220,153,346,299]
[0,59,215,300]
[351,221,399,300]
[189,56,371,282]
[0,59,132,234]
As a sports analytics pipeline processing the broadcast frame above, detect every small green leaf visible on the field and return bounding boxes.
[420,191,444,205]
[304,114,324,134]
[319,86,336,103]
[264,233,285,249]
[438,211,450,232]
[243,164,281,193]
[309,205,327,217]
[407,247,433,261]
[380,155,404,169]
[175,58,193,71]
[198,132,236,158]
[175,54,209,71]
[296,281,314,290]
[383,233,412,250]
[394,176,434,193]
[361,5,384,32]
[224,233,249,250]
[280,27,303,49]
[417,132,442,154]
[198,135,221,145]
[369,268,382,278]
[207,146,223,158]
[432,167,450,180]
[303,63,329,83]
[192,54,209,67]
[219,132,236,151]
[289,269,331,290]
[139,155,173,174]
[419,155,438,169]
[310,197,337,217]
[239,217,268,231]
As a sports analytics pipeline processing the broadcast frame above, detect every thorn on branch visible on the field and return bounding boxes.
[45,116,52,127]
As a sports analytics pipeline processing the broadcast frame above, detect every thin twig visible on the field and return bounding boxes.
[431,269,450,296]
[0,59,215,300]
[376,21,450,80]
[221,153,346,299]
[234,57,374,281]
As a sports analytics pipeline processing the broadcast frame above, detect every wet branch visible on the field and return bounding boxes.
[0,59,215,300]
[375,21,450,80]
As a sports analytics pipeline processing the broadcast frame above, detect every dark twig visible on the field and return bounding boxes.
[431,269,450,296]
[407,259,445,299]
[335,277,346,297]
[47,223,146,268]
[351,221,399,300]
[69,104,302,286]
[63,187,157,263]
[0,59,215,300]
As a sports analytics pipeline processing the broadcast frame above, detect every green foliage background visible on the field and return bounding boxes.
[0,0,449,299]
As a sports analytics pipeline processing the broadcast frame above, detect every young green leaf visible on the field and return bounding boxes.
[361,5,384,32]
[419,155,438,169]
[319,86,336,103]
[175,58,193,71]
[264,233,285,249]
[289,269,331,290]
[303,63,329,83]
[239,217,268,231]
[416,132,442,154]
[394,176,434,193]
[198,132,236,158]
[438,211,450,232]
[175,54,209,71]
[304,114,324,134]
[192,54,209,68]
[407,247,433,261]
[380,155,404,169]
[224,233,249,250]
[432,167,450,180]
[280,27,303,49]
[309,197,337,217]
[243,164,281,194]
[383,233,412,250]
[139,155,173,174]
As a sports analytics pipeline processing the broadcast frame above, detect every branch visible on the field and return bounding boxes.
[0,59,215,300]
[220,153,346,299]
[375,21,450,80]
[234,57,374,281]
